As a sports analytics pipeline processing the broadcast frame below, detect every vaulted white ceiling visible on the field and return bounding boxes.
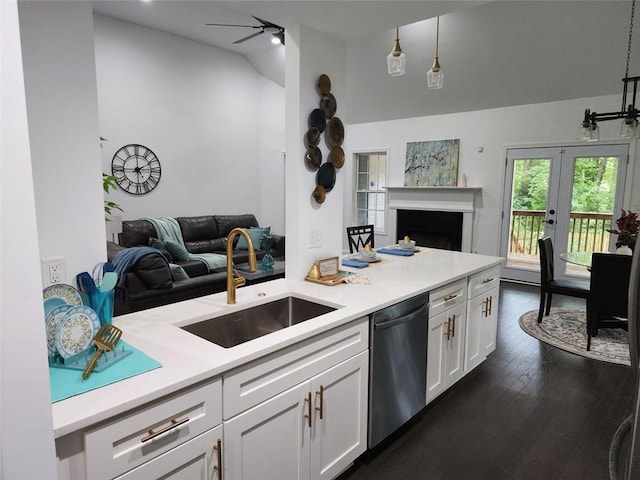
[91,1,637,124]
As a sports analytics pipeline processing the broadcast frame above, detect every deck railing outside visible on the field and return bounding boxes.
[510,210,613,256]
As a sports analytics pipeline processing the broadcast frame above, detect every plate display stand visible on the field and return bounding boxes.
[49,344,133,372]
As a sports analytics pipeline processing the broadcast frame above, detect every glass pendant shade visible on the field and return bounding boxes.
[387,51,406,76]
[387,28,406,76]
[579,120,599,141]
[427,58,443,89]
[620,116,639,138]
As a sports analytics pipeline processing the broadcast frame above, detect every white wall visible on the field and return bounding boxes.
[94,15,285,229]
[346,95,640,256]
[1,1,58,477]
[20,1,106,284]
[285,24,347,280]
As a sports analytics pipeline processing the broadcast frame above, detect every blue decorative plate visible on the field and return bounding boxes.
[43,284,83,316]
[45,304,73,356]
[55,305,101,359]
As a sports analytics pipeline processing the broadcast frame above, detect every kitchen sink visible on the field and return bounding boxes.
[181,296,338,348]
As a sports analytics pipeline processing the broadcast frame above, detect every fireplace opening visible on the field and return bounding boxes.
[397,210,463,252]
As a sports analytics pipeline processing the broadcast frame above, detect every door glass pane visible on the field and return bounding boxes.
[506,158,551,272]
[564,156,617,277]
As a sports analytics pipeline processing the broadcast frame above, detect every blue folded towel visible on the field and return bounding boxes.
[342,259,369,268]
[377,248,414,256]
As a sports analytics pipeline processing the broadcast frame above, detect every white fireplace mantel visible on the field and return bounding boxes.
[386,187,482,252]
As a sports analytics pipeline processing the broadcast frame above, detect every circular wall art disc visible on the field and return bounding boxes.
[316,162,337,192]
[308,108,327,133]
[305,146,322,171]
[326,117,344,147]
[305,127,321,147]
[330,146,345,168]
[320,94,337,119]
[318,74,331,95]
[312,185,327,204]
[111,143,161,195]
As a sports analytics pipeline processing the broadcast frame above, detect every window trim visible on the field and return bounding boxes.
[353,149,390,236]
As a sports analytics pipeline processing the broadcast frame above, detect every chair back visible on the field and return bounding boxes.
[538,236,555,285]
[346,225,374,253]
[590,253,633,319]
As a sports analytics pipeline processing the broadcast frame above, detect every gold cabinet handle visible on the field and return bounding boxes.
[451,315,456,338]
[443,293,458,302]
[443,317,451,340]
[213,438,222,480]
[304,391,312,428]
[482,297,488,317]
[481,277,494,285]
[140,417,189,443]
[488,295,493,316]
[315,385,324,420]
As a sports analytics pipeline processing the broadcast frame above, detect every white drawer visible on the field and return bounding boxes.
[429,279,467,318]
[85,378,221,480]
[223,317,368,419]
[468,266,501,299]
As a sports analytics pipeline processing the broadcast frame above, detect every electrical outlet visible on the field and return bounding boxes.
[42,257,66,286]
[309,229,322,248]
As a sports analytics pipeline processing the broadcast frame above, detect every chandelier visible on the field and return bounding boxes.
[580,0,639,140]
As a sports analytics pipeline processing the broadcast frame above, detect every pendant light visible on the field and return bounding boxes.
[387,27,406,76]
[427,16,444,89]
[580,0,639,140]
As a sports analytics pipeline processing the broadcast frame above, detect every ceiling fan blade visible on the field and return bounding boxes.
[251,15,284,30]
[233,30,265,44]
[205,23,262,29]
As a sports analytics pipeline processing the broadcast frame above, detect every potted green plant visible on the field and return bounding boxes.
[608,209,639,254]
[101,137,123,221]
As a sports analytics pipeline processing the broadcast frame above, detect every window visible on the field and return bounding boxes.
[354,152,387,232]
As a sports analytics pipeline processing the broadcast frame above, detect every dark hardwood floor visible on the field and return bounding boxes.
[342,282,636,480]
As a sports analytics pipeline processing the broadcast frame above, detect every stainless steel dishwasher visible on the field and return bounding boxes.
[368,292,429,448]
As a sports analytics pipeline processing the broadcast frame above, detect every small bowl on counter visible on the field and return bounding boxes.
[355,250,378,262]
[398,239,417,251]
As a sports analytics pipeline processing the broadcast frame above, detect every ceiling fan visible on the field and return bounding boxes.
[206,15,285,45]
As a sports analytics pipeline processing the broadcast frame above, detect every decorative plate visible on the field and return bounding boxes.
[55,305,101,359]
[305,146,322,171]
[45,304,73,355]
[330,146,345,168]
[350,253,381,263]
[320,93,337,119]
[326,117,344,147]
[43,284,82,307]
[316,162,336,192]
[305,127,321,147]
[317,73,331,95]
[308,108,327,133]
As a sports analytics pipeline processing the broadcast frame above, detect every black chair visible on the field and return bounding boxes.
[537,237,590,323]
[586,253,632,350]
[346,225,374,253]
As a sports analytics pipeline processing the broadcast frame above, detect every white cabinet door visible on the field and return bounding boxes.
[223,382,311,480]
[481,287,499,358]
[426,311,447,403]
[310,352,368,480]
[466,287,500,371]
[426,303,466,404]
[115,426,222,480]
[444,303,466,387]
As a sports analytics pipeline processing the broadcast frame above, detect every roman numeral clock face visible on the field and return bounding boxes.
[111,144,161,195]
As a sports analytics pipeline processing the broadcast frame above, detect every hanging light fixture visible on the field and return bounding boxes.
[387,27,406,76]
[580,0,639,141]
[427,16,444,89]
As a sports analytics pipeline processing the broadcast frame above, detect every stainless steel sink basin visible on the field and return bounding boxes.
[181,296,338,348]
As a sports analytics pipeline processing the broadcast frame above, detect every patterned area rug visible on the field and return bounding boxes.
[519,308,630,366]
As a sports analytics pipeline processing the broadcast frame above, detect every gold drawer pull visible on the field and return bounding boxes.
[140,417,189,443]
[304,392,312,428]
[481,277,494,285]
[214,438,222,480]
[443,293,458,302]
[315,385,324,420]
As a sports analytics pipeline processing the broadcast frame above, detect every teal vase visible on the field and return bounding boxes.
[260,234,275,269]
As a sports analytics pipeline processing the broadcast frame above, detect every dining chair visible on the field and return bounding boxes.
[537,237,590,323]
[586,253,632,351]
[346,225,374,253]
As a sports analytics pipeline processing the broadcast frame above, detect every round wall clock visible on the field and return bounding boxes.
[111,144,161,195]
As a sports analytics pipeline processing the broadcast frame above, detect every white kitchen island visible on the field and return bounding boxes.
[53,247,503,480]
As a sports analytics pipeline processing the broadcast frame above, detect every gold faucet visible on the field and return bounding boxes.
[226,228,257,304]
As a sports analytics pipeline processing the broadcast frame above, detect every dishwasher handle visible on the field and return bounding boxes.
[373,303,428,331]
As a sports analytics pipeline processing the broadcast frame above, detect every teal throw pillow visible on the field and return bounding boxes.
[236,227,271,250]
[164,239,191,262]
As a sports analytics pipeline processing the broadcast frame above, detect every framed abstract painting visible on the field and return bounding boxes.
[404,139,459,186]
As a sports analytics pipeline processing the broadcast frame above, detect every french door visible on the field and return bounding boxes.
[500,144,628,284]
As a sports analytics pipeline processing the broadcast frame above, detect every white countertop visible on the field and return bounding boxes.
[51,248,503,438]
